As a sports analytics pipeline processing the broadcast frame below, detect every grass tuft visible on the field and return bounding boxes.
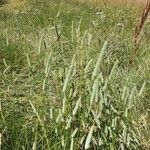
[1,0,150,149]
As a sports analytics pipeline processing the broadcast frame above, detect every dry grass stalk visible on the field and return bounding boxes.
[134,0,150,45]
[131,0,150,65]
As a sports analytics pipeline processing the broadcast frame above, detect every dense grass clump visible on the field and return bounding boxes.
[0,0,7,6]
[1,0,150,149]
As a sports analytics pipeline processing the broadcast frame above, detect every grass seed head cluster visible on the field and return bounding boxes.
[0,0,150,149]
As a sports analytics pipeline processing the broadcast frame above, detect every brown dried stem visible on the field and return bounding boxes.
[131,0,150,65]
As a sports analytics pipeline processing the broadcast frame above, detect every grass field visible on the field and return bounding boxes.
[0,0,150,149]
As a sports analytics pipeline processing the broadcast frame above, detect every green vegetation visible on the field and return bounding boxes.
[1,0,150,149]
[0,0,7,5]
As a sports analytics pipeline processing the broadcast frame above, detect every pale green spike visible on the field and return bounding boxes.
[73,96,81,116]
[71,128,78,138]
[138,82,146,96]
[85,125,95,149]
[108,59,119,80]
[63,55,75,92]
[92,41,108,80]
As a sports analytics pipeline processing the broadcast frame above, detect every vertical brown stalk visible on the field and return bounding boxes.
[131,0,150,65]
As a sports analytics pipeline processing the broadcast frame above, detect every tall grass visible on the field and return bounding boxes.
[1,0,150,149]
[131,0,150,65]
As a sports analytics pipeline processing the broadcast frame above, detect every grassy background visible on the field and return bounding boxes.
[1,0,150,149]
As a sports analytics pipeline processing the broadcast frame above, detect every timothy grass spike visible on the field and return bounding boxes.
[92,41,108,80]
[85,125,95,149]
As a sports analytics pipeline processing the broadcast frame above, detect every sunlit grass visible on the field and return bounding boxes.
[1,0,150,149]
[0,0,27,11]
